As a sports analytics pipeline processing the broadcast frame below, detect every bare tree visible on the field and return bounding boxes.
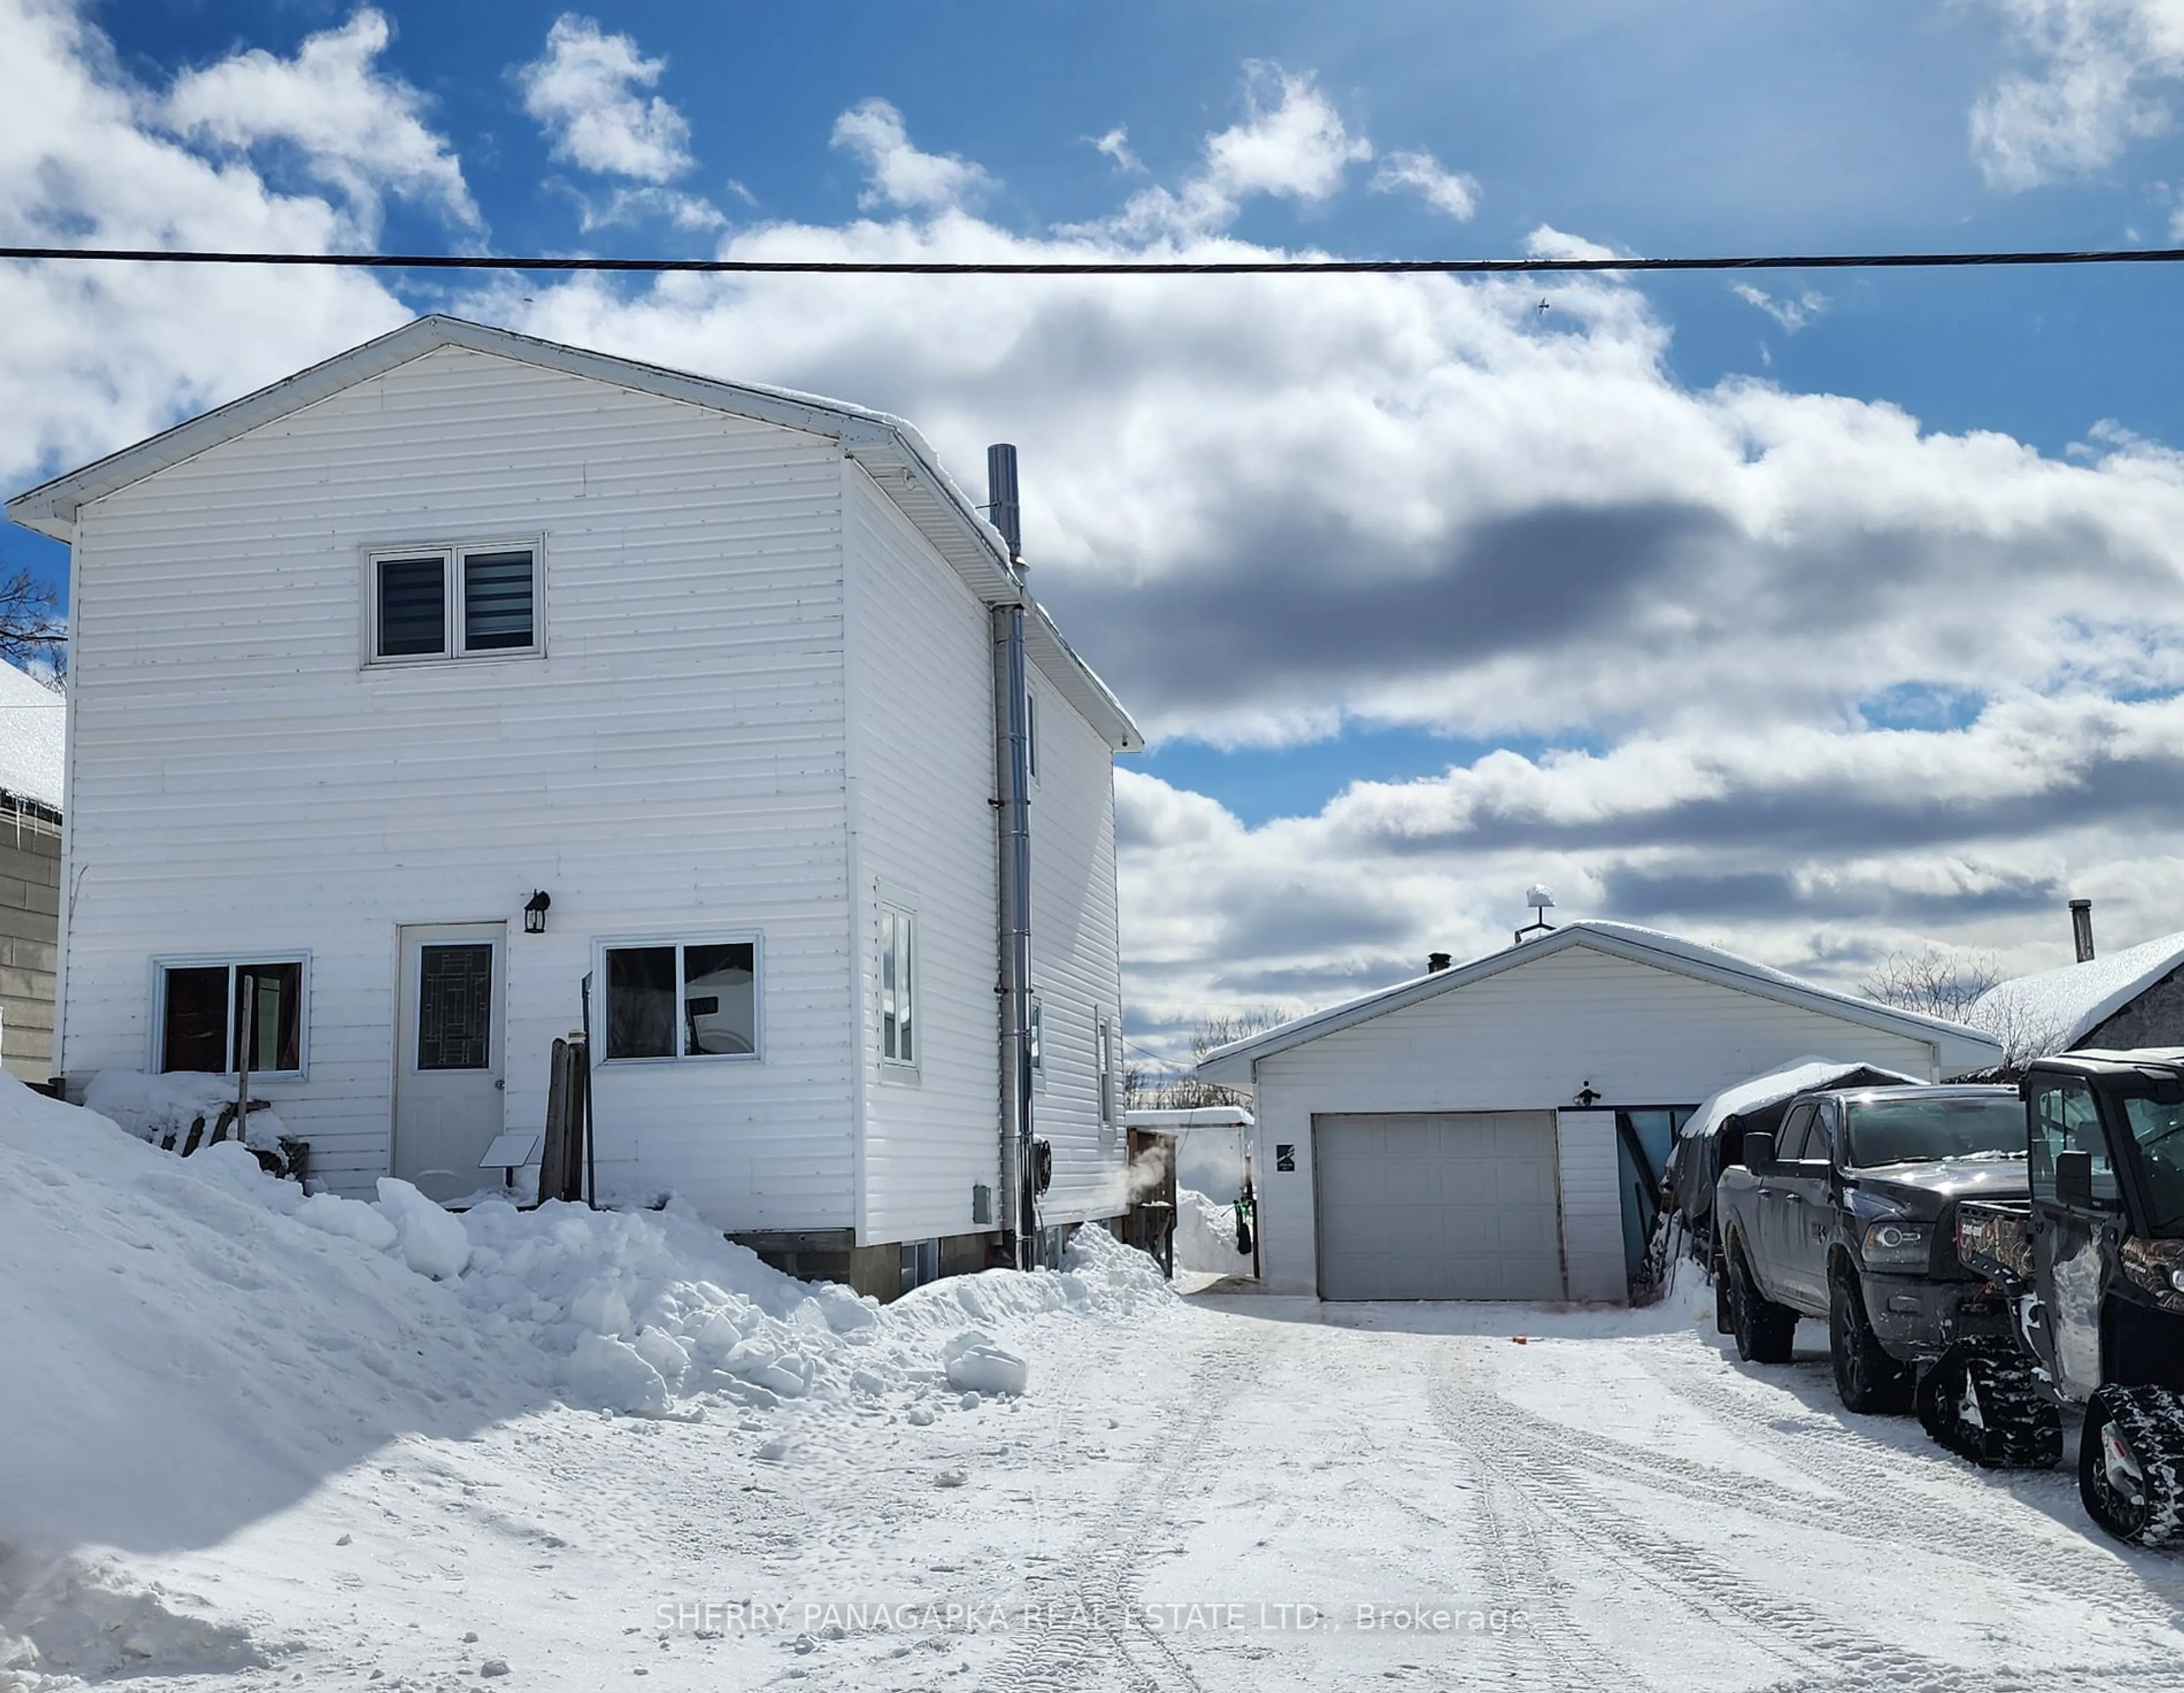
[0,569,64,675]
[1859,946,2003,1022]
[1125,1007,1297,1112]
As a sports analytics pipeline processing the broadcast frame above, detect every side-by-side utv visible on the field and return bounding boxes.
[1922,1052,2184,1547]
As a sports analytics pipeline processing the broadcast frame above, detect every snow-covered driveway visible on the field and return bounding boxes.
[28,1289,2184,1692]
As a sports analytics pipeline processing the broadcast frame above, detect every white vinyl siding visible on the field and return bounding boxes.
[1020,665,1128,1223]
[60,345,855,1224]
[843,463,1003,1244]
[1250,940,1943,1296]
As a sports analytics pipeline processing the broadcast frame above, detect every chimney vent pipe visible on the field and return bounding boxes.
[2070,898,2096,963]
[986,443,1023,566]
[1427,952,1452,973]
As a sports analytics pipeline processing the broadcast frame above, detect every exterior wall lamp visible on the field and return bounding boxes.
[524,891,551,935]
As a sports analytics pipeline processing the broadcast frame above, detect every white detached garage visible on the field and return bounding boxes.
[1196,922,2001,1302]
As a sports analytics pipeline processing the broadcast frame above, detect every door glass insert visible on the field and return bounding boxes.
[417,943,494,1070]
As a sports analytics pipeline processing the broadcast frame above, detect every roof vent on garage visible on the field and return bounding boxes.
[1427,952,1452,972]
[1515,885,1557,946]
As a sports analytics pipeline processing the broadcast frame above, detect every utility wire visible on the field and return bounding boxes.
[7,244,2184,276]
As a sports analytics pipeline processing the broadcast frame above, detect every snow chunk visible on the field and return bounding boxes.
[942,1331,1029,1397]
[562,1333,670,1417]
[375,1179,471,1280]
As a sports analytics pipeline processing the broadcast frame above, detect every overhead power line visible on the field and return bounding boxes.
[6,243,2184,276]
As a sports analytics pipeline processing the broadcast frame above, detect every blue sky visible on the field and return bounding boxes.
[11,0,2184,1042]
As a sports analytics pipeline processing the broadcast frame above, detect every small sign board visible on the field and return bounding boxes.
[479,1131,543,1171]
[1275,1144,1297,1172]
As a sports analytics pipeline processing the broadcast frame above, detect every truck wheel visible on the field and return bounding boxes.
[1917,1344,2061,1469]
[1727,1241,1797,1365]
[1829,1272,1914,1414]
[2080,1385,2184,1548]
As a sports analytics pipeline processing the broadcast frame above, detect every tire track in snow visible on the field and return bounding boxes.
[977,1335,1251,1693]
[1427,1343,2083,1693]
[1633,1339,2184,1616]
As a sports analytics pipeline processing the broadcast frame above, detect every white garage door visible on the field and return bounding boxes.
[1314,1111,1566,1301]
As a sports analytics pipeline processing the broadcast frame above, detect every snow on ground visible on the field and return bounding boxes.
[7,1077,2184,1691]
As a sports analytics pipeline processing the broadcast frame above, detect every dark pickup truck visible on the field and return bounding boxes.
[1714,1084,2030,1413]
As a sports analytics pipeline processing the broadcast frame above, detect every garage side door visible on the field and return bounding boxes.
[1314,1111,1565,1301]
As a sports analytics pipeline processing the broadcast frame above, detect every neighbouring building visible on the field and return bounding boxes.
[6,315,1142,1297]
[1968,921,2184,1073]
[0,660,64,1082]
[1195,921,2001,1302]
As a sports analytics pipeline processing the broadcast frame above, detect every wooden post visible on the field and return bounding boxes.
[235,971,254,1144]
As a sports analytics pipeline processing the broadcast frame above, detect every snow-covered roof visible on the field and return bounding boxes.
[0,662,64,811]
[5,316,1140,753]
[1196,920,2004,1083]
[1967,932,2184,1067]
[1123,1107,1255,1129]
[1676,1055,1925,1144]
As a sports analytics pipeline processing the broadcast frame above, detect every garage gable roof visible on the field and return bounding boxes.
[5,314,1141,752]
[1195,921,2004,1083]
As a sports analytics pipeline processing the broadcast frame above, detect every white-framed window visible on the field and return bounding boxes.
[1097,1013,1119,1131]
[880,905,916,1069]
[152,955,309,1077]
[367,540,542,664]
[1028,992,1045,1082]
[597,934,762,1062]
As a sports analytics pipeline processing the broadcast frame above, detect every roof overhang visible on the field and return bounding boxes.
[7,314,1142,752]
[1197,923,2004,1085]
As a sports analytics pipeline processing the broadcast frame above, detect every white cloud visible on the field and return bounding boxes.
[1369,150,1479,220]
[518,13,694,184]
[0,0,413,482]
[1731,283,1828,332]
[555,183,728,234]
[1090,126,1142,173]
[160,6,478,234]
[1970,0,2184,187]
[1095,64,1373,239]
[831,98,995,213]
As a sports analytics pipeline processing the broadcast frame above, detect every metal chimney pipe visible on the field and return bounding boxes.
[986,444,1023,565]
[1427,953,1452,973]
[2070,899,2096,963]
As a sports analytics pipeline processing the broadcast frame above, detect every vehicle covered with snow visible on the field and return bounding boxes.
[1926,1052,2184,1547]
[1714,1084,2029,1413]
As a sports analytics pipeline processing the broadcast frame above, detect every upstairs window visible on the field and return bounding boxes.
[157,957,307,1076]
[602,937,760,1061]
[371,543,539,662]
[880,906,916,1067]
[1097,1013,1119,1129]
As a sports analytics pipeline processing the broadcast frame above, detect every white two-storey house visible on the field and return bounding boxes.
[7,316,1141,1297]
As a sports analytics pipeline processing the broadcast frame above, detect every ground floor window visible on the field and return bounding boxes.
[156,958,306,1075]
[602,937,760,1061]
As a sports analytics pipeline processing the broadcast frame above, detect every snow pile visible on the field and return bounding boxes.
[81,1070,285,1153]
[1968,930,2184,1066]
[1,1076,1174,1562]
[1174,1186,1250,1274]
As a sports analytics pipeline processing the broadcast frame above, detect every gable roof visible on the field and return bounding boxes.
[1967,931,2184,1067]
[0,662,64,812]
[1195,920,2004,1083]
[5,315,1140,752]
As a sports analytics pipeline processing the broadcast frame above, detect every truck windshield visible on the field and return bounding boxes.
[1844,1096,2026,1169]
[2117,1092,2184,1236]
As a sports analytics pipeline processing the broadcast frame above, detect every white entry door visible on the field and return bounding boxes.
[392,923,506,1203]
